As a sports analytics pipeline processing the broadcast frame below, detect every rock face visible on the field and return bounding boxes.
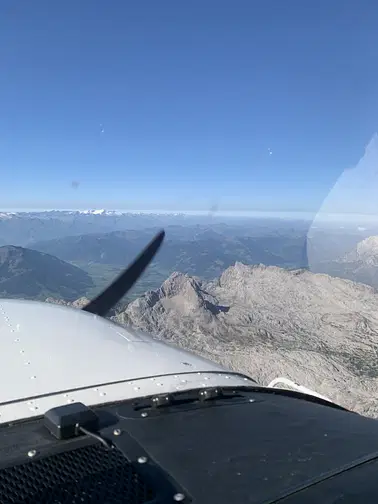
[45,296,91,309]
[316,236,378,289]
[342,236,378,266]
[113,263,378,417]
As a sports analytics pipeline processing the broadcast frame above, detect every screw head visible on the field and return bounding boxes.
[27,449,37,458]
[141,412,148,418]
[113,428,121,436]
[173,493,185,501]
[137,456,148,464]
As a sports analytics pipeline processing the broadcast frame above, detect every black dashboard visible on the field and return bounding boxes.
[0,386,377,503]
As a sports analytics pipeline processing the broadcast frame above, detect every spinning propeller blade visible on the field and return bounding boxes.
[82,230,165,317]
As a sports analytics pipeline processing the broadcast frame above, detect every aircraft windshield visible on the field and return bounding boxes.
[1,1,378,418]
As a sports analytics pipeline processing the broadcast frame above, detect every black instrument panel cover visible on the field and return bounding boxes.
[1,389,378,503]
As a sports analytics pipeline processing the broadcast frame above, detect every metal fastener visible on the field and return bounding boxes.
[137,456,148,464]
[173,493,185,501]
[27,449,37,458]
[113,428,121,436]
[141,412,148,418]
[249,399,255,403]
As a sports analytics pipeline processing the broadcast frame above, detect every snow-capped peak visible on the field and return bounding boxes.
[0,212,15,220]
[78,209,107,215]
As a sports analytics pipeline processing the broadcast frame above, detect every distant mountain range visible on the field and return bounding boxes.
[0,211,181,246]
[0,246,93,301]
[2,218,378,306]
[0,210,312,247]
[112,264,378,417]
[31,228,308,280]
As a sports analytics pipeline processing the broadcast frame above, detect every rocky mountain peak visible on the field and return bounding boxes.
[113,262,378,417]
[159,271,202,299]
[219,262,286,286]
[340,235,378,266]
[355,236,378,263]
[126,271,222,324]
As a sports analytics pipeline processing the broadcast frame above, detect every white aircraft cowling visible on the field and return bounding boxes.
[0,299,256,424]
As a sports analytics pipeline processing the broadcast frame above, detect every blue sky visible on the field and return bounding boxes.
[1,1,377,212]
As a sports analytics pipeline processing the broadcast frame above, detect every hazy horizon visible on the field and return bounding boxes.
[3,207,378,225]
